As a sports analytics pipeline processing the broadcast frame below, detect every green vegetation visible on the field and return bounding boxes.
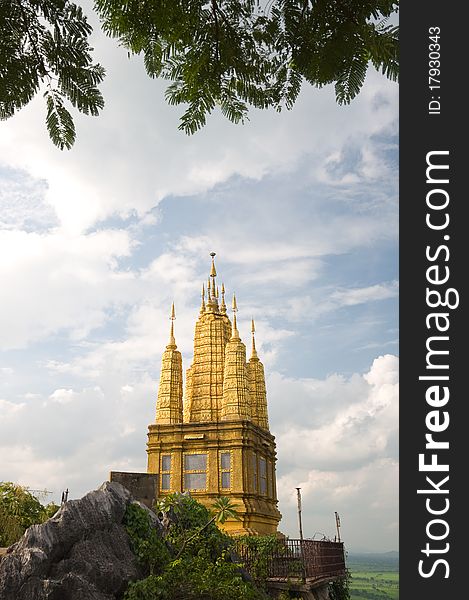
[123,493,265,600]
[0,481,59,547]
[124,493,351,600]
[234,534,285,590]
[96,0,399,135]
[347,553,399,600]
[2,1,399,148]
[0,0,105,149]
[329,568,352,600]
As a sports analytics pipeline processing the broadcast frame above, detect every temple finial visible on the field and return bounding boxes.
[200,283,206,314]
[231,293,240,339]
[250,318,258,358]
[168,302,176,347]
[206,253,219,310]
[211,277,216,302]
[210,251,217,277]
[220,282,226,313]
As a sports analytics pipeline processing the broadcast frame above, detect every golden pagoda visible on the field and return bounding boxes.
[147,253,282,535]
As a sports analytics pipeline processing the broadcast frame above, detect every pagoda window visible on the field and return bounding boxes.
[267,459,273,497]
[161,454,171,491]
[259,456,267,495]
[220,451,231,489]
[251,452,258,493]
[184,453,207,491]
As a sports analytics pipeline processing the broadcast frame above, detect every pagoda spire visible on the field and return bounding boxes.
[221,293,250,420]
[210,252,217,277]
[220,283,227,314]
[168,302,176,348]
[207,252,219,310]
[156,303,183,423]
[200,283,206,314]
[250,318,258,359]
[185,252,232,422]
[231,293,240,340]
[247,317,269,430]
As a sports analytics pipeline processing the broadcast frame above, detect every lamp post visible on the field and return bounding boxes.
[296,487,304,542]
[335,511,341,542]
[296,487,306,582]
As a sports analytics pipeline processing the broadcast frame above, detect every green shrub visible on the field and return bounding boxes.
[123,495,266,600]
[329,568,352,600]
[0,482,59,547]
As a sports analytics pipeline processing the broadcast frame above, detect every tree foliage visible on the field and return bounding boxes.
[328,567,352,600]
[95,0,399,134]
[234,534,284,589]
[123,495,265,600]
[0,0,105,149]
[0,481,59,547]
[1,1,398,147]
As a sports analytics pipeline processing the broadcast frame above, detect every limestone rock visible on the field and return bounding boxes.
[0,482,143,600]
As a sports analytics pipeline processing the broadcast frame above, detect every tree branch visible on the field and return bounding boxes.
[17,1,50,80]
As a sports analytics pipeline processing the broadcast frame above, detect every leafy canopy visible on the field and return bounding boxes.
[95,0,399,134]
[0,0,105,149]
[1,1,398,148]
[0,481,59,547]
[123,494,264,600]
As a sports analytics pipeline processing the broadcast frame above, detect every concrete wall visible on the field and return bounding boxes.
[109,471,158,509]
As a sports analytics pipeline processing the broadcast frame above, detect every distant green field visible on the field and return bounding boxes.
[347,552,399,600]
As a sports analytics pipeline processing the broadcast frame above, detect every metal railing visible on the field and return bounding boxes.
[235,538,346,584]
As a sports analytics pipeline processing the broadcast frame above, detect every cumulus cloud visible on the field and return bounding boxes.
[272,355,398,469]
[0,353,398,552]
[0,4,397,235]
[331,281,399,307]
[0,228,135,349]
[273,355,398,550]
[0,4,398,553]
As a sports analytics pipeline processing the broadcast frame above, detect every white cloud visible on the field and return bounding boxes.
[272,354,398,470]
[0,23,397,234]
[0,354,398,551]
[0,6,398,553]
[48,388,76,404]
[273,355,398,549]
[0,228,135,349]
[331,281,399,307]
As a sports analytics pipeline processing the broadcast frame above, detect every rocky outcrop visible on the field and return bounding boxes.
[0,482,144,600]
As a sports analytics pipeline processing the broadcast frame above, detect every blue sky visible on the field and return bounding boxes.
[0,3,398,553]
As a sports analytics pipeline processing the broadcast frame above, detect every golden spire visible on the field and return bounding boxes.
[250,318,258,359]
[231,293,240,340]
[168,302,176,348]
[211,277,216,302]
[200,283,206,314]
[220,282,226,313]
[209,252,218,308]
[222,291,249,421]
[210,252,217,277]
[156,301,183,424]
[246,316,269,430]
